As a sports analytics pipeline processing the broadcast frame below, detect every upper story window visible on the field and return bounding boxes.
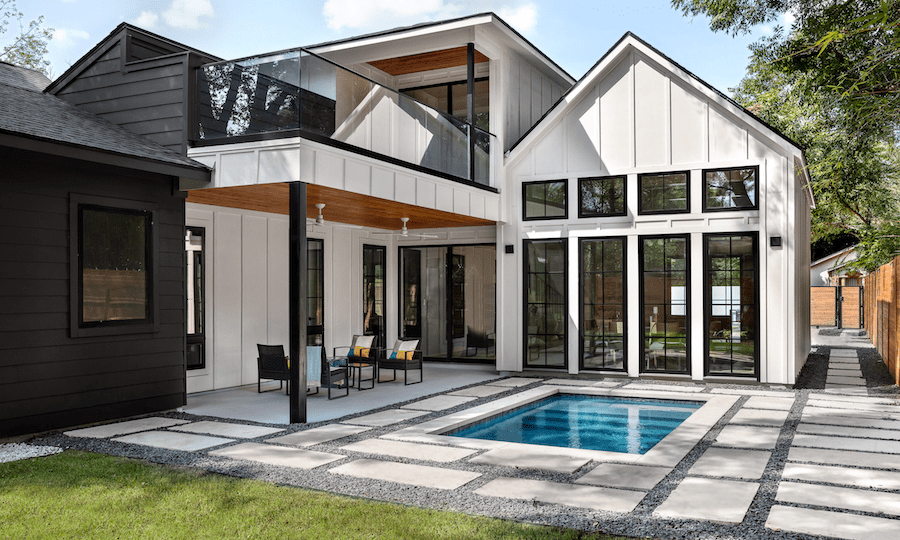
[401,78,489,132]
[579,176,626,218]
[704,166,758,211]
[639,171,690,215]
[523,180,567,220]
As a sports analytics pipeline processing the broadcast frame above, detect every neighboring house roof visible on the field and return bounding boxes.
[0,63,210,180]
[0,61,51,91]
[811,246,861,273]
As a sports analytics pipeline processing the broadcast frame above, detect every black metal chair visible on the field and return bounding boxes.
[377,338,423,385]
[321,347,350,400]
[257,344,289,393]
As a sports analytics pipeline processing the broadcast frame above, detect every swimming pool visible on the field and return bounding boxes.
[447,394,702,454]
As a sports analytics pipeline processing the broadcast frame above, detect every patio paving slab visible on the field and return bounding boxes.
[796,422,900,441]
[339,438,477,462]
[112,431,233,452]
[170,421,284,439]
[542,378,597,387]
[714,425,782,450]
[776,481,900,516]
[820,387,870,396]
[688,448,771,480]
[709,388,795,398]
[622,383,700,392]
[575,463,671,490]
[266,424,372,447]
[741,396,795,410]
[328,458,480,490]
[828,368,864,377]
[827,358,861,365]
[806,399,900,415]
[788,446,900,471]
[801,409,900,430]
[765,505,900,540]
[729,408,789,427]
[807,393,897,405]
[782,462,900,490]
[475,477,646,513]
[792,433,900,453]
[653,477,759,523]
[209,442,344,469]
[829,349,859,357]
[590,380,623,387]
[343,409,430,427]
[484,377,542,387]
[401,395,476,411]
[64,417,190,438]
[469,445,591,474]
[448,385,509,398]
[826,376,867,386]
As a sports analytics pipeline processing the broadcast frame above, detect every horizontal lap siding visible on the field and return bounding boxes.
[0,149,186,436]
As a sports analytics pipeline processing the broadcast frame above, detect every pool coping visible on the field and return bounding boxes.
[384,385,739,467]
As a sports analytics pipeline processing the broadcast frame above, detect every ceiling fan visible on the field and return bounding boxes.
[374,217,439,239]
[311,203,326,226]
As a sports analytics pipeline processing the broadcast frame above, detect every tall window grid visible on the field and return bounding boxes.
[580,238,626,371]
[524,239,567,368]
[640,235,690,373]
[307,238,324,346]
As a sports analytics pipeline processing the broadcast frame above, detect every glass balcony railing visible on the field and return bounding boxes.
[195,49,493,187]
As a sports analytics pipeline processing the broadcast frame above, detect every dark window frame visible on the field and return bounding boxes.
[703,233,760,379]
[308,238,325,346]
[362,244,387,350]
[186,226,205,370]
[638,170,691,215]
[523,238,568,369]
[579,237,627,372]
[522,179,568,221]
[639,234,691,375]
[702,165,759,212]
[69,193,160,338]
[578,175,627,218]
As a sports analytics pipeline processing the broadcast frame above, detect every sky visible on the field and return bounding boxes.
[16,0,793,94]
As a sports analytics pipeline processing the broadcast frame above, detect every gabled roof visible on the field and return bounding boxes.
[0,64,209,180]
[0,61,50,91]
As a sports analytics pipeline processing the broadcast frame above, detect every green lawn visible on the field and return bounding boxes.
[0,451,633,540]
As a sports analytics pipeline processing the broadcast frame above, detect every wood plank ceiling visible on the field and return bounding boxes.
[186,183,495,230]
[368,46,489,76]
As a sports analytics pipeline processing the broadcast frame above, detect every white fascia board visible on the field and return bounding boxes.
[307,16,493,56]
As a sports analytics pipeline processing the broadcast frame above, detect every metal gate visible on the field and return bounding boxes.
[810,286,863,328]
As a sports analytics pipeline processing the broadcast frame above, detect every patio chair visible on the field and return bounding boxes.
[257,344,289,393]
[377,338,423,385]
[333,335,376,391]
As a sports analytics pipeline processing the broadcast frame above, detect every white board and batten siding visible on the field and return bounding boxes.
[502,39,811,384]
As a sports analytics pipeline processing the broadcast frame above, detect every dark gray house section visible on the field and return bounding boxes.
[0,63,210,437]
[47,24,220,155]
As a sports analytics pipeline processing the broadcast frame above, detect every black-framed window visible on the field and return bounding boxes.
[638,171,690,214]
[363,244,386,349]
[401,78,490,132]
[524,239,567,368]
[703,166,758,211]
[186,227,205,370]
[640,235,689,374]
[69,194,159,337]
[580,238,626,371]
[308,238,324,346]
[523,180,567,220]
[705,233,759,377]
[579,176,626,217]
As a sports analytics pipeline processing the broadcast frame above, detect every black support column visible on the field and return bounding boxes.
[467,42,475,182]
[289,182,308,423]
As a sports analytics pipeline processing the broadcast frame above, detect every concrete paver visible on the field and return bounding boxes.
[806,399,900,415]
[266,424,372,447]
[469,445,591,473]
[820,387,869,396]
[329,458,480,489]
[829,349,858,357]
[112,431,233,451]
[792,433,900,454]
[788,446,900,471]
[210,442,344,469]
[339,438,477,462]
[343,409,430,427]
[782,462,900,490]
[776,481,900,516]
[484,377,542,387]
[401,395,476,411]
[802,408,900,430]
[64,417,190,438]
[475,477,646,513]
[729,408,789,427]
[714,425,781,450]
[709,388,794,398]
[826,376,867,386]
[654,477,759,523]
[622,383,700,392]
[807,393,896,405]
[688,448,771,480]
[796,422,900,441]
[590,380,622,387]
[542,378,597,386]
[170,421,284,439]
[828,368,863,377]
[575,463,671,490]
[448,385,509,398]
[742,396,795,410]
[766,505,900,540]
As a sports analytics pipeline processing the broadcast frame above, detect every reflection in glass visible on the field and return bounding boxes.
[363,245,385,349]
[581,239,626,371]
[580,176,626,216]
[706,234,757,376]
[639,172,688,213]
[526,240,567,368]
[705,167,757,210]
[186,227,204,370]
[641,236,689,373]
[523,181,567,219]
[308,239,324,346]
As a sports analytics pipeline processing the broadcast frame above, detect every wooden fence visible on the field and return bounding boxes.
[861,257,900,386]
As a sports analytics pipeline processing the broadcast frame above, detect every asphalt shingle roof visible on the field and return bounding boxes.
[0,63,209,173]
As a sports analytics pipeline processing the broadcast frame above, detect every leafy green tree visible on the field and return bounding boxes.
[0,1,52,75]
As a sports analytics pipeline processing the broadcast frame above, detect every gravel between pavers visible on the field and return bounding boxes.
[15,376,900,540]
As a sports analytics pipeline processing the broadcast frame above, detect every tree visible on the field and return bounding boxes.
[0,1,52,75]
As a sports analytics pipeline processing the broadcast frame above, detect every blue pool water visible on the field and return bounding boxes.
[448,395,702,454]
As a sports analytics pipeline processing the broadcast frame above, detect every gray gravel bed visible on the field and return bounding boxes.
[16,377,900,539]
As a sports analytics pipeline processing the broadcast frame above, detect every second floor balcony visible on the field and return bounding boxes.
[194,48,494,189]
